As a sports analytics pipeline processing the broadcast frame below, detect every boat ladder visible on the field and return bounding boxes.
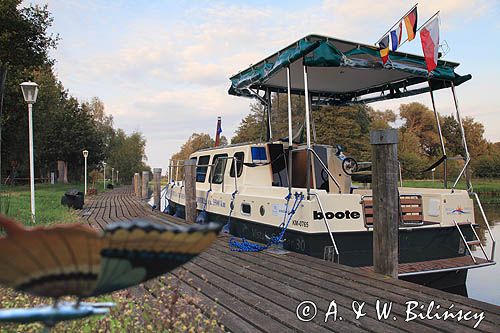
[310,193,340,264]
[453,193,496,264]
[453,220,488,264]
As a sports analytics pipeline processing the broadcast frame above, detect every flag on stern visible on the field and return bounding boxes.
[404,6,418,41]
[390,21,402,51]
[420,16,440,73]
[379,35,390,64]
[215,116,222,147]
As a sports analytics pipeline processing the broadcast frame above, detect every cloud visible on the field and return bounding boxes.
[38,0,499,169]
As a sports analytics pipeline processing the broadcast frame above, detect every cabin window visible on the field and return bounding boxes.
[230,152,244,178]
[196,155,210,182]
[241,203,251,215]
[251,147,267,163]
[210,154,228,184]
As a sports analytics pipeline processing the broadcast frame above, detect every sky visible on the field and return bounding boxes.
[22,0,500,171]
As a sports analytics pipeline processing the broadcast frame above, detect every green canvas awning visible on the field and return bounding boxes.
[228,34,471,104]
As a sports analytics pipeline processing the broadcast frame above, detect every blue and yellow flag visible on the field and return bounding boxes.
[379,35,390,64]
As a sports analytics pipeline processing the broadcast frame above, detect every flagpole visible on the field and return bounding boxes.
[375,3,418,45]
[398,10,440,48]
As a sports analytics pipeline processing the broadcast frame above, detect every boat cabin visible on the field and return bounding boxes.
[189,142,354,194]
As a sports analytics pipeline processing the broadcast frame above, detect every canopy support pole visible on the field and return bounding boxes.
[451,82,472,192]
[266,88,272,142]
[286,67,293,195]
[311,94,317,143]
[428,82,447,188]
[303,65,312,199]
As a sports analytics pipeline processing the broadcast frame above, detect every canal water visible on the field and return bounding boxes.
[466,196,499,306]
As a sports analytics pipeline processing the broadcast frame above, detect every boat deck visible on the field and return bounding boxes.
[81,186,500,333]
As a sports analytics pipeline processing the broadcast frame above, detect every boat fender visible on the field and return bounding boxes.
[196,189,213,224]
[163,183,176,215]
[173,207,182,218]
[196,210,208,224]
[164,204,175,216]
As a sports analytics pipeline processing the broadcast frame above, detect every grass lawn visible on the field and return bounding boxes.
[0,183,221,332]
[401,178,500,194]
[0,183,85,227]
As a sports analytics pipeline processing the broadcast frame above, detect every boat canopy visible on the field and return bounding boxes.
[228,34,471,104]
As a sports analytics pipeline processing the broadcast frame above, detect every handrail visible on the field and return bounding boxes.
[472,192,496,261]
[293,147,342,194]
[453,219,476,264]
[398,161,403,187]
[310,192,340,263]
[214,156,240,193]
[451,156,471,193]
[168,157,239,198]
[451,82,472,193]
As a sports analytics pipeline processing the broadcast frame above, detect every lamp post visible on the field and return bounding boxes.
[82,150,89,195]
[103,161,106,190]
[112,167,114,184]
[20,81,39,223]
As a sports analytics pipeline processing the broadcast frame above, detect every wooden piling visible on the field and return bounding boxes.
[371,129,399,278]
[141,171,149,199]
[153,168,162,210]
[184,159,197,223]
[137,173,142,197]
[133,173,139,196]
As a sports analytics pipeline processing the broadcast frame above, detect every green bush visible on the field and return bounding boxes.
[474,154,500,178]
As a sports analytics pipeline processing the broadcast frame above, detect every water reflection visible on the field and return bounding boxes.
[465,196,499,306]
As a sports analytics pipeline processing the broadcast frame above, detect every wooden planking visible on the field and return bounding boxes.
[80,186,500,333]
[206,243,483,333]
[360,256,492,275]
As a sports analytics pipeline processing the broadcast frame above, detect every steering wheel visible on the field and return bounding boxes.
[342,157,358,175]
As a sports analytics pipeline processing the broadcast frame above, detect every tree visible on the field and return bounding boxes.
[368,109,396,130]
[313,104,372,160]
[399,102,441,157]
[0,1,59,180]
[232,95,391,161]
[0,1,59,68]
[82,97,114,159]
[232,94,306,144]
[0,3,150,184]
[107,130,148,184]
[232,103,265,144]
[171,133,214,162]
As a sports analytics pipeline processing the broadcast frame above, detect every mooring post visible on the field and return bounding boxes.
[153,168,162,210]
[184,159,197,223]
[133,173,139,196]
[136,173,142,197]
[141,171,149,200]
[371,129,399,278]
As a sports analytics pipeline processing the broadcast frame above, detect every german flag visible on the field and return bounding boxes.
[404,7,418,41]
[379,35,390,64]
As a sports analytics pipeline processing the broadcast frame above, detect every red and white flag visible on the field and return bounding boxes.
[420,16,439,73]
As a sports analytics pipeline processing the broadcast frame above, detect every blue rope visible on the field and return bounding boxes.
[202,189,212,211]
[229,192,304,252]
[222,191,238,233]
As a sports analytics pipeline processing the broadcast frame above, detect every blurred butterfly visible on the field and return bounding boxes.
[0,215,221,299]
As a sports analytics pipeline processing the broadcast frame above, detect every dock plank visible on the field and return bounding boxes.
[79,186,500,332]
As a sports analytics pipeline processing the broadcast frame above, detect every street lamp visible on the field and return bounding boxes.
[20,81,39,223]
[82,150,89,195]
[103,161,107,190]
[111,167,114,184]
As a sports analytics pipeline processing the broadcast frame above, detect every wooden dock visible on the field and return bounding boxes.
[81,187,500,332]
